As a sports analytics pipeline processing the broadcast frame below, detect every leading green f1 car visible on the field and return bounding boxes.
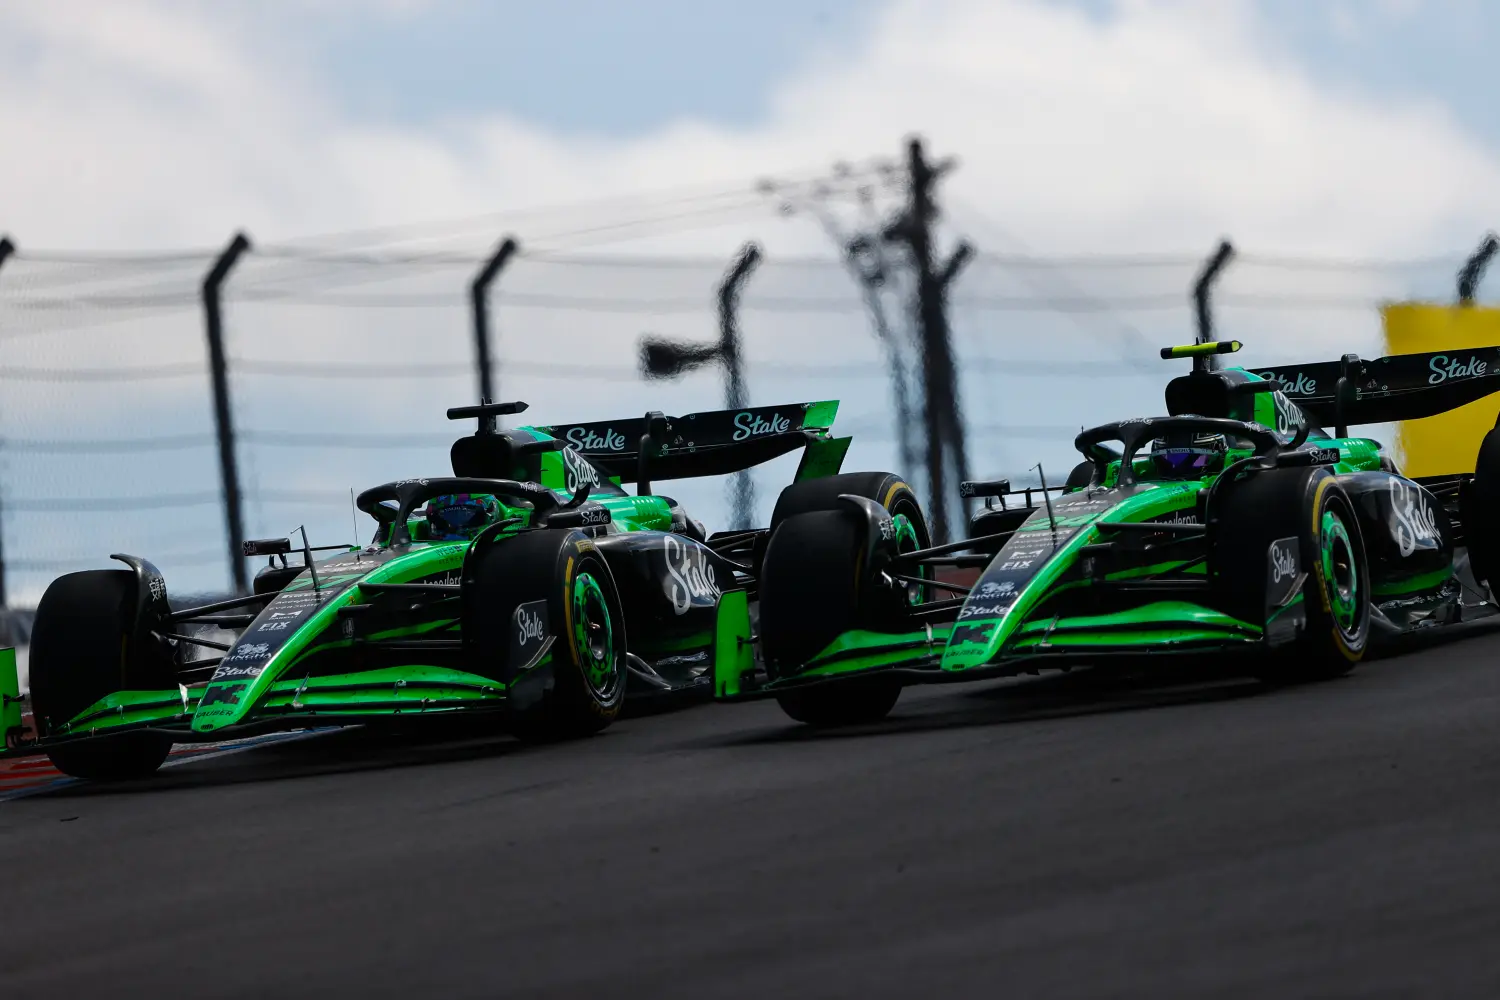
[716,339,1500,726]
[1,398,931,780]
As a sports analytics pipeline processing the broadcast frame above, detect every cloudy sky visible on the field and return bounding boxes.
[3,0,1499,598]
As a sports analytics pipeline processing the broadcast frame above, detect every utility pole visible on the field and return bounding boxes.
[639,242,763,529]
[0,236,13,610]
[203,232,252,593]
[470,236,520,405]
[883,137,972,543]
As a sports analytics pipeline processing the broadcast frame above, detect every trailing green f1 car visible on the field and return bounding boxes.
[716,339,1500,726]
[1,398,930,780]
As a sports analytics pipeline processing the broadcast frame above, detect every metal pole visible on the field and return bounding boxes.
[0,236,14,609]
[719,242,762,530]
[1193,240,1235,370]
[1458,233,1499,305]
[203,232,251,593]
[470,236,519,404]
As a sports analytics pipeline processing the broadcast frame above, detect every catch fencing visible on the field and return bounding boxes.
[0,235,1479,605]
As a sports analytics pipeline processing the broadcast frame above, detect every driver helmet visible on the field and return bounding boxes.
[424,493,502,541]
[1148,429,1227,480]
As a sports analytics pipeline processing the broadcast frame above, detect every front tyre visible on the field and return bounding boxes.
[469,530,628,741]
[1214,468,1371,683]
[29,570,174,780]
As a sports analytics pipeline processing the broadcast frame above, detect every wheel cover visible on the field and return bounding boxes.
[891,512,926,605]
[1320,510,1360,633]
[571,572,619,696]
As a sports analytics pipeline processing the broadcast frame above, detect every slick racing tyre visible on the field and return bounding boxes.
[1213,467,1371,683]
[759,510,904,727]
[1463,425,1500,589]
[470,529,628,741]
[29,570,174,780]
[768,470,932,602]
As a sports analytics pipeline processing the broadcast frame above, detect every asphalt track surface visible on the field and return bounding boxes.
[6,629,1500,998]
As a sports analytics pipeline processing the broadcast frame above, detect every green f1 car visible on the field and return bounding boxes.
[1,398,931,780]
[715,339,1500,726]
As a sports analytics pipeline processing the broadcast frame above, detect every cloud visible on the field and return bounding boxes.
[2,0,1497,596]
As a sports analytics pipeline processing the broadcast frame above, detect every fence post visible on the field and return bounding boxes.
[0,236,14,609]
[718,244,762,529]
[1193,240,1235,368]
[203,232,252,593]
[638,242,764,529]
[1458,234,1499,305]
[470,237,519,404]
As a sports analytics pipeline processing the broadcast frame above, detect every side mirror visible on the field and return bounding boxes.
[243,538,292,557]
[959,478,1010,499]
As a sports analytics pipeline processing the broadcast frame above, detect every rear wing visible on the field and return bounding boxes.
[1255,347,1500,430]
[530,400,846,484]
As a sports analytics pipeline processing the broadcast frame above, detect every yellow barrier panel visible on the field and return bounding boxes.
[1383,302,1500,477]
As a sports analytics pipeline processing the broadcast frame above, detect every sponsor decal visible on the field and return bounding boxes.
[563,446,603,494]
[210,663,264,681]
[579,505,612,526]
[950,623,994,646]
[1269,538,1298,584]
[391,478,430,487]
[318,560,368,575]
[510,600,552,673]
[1271,391,1302,436]
[147,575,167,602]
[878,516,896,541]
[224,642,271,661]
[1308,447,1341,465]
[958,602,1008,619]
[976,580,1016,599]
[664,535,721,615]
[566,426,628,452]
[997,557,1035,571]
[200,684,245,708]
[959,482,977,498]
[515,604,546,645]
[1428,354,1487,385]
[1149,510,1200,526]
[732,411,791,441]
[1261,371,1318,395]
[1390,478,1439,557]
[256,621,291,632]
[513,481,550,493]
[654,650,709,667]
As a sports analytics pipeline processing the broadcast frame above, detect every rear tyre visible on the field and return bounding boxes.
[1213,468,1371,683]
[469,530,628,742]
[29,570,173,780]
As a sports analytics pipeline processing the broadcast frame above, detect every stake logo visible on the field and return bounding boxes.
[563,446,603,494]
[566,427,628,452]
[1390,478,1439,557]
[732,411,791,441]
[579,505,612,526]
[1269,538,1298,583]
[1428,354,1488,385]
[664,535,721,614]
[1262,371,1318,395]
[515,603,547,645]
